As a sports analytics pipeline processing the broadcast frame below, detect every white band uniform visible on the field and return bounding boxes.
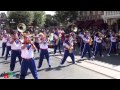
[11,40,22,50]
[21,45,34,59]
[40,41,48,49]
[110,36,116,42]
[2,37,7,43]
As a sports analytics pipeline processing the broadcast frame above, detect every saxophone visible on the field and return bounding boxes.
[56,36,60,45]
[69,44,74,53]
[89,37,93,45]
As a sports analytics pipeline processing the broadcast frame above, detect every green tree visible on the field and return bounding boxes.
[32,11,46,28]
[55,11,79,27]
[8,11,33,29]
[44,15,59,28]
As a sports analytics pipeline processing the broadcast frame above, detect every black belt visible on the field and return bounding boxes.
[12,49,21,51]
[40,49,48,50]
[22,58,33,60]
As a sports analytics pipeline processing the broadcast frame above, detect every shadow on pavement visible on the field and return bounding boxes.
[34,57,39,60]
[0,61,5,64]
[72,46,120,66]
[94,54,120,66]
[50,54,63,57]
[26,64,73,76]
[2,61,19,64]
[34,57,53,60]
[0,57,5,59]
[76,59,86,62]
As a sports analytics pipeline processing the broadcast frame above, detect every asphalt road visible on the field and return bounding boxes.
[0,41,112,79]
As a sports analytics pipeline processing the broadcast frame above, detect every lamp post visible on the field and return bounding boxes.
[9,19,15,29]
[10,19,15,24]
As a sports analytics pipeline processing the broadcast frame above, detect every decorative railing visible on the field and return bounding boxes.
[102,11,120,18]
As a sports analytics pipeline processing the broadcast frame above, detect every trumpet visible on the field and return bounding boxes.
[56,36,60,45]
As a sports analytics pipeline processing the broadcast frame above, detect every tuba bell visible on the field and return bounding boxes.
[17,23,26,33]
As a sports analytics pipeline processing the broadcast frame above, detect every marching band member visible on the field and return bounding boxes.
[92,32,104,59]
[61,30,65,48]
[59,34,75,66]
[18,32,22,39]
[1,30,7,57]
[70,32,77,51]
[78,31,84,55]
[5,34,11,60]
[20,36,38,79]
[80,31,91,60]
[69,33,74,47]
[53,28,61,55]
[10,32,22,71]
[107,32,118,56]
[26,31,30,37]
[0,32,2,40]
[37,33,51,69]
[34,33,40,53]
[92,33,97,53]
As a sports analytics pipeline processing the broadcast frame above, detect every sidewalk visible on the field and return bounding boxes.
[49,49,120,79]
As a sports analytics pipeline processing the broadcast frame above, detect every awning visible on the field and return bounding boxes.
[76,21,85,28]
[78,20,95,28]
[93,20,104,27]
[103,15,120,19]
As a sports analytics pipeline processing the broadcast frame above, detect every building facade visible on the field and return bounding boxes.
[102,11,120,32]
[76,11,105,29]
[77,11,120,32]
[78,11,104,21]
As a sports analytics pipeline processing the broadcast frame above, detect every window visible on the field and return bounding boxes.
[84,11,87,16]
[98,11,101,14]
[107,11,110,15]
[97,15,100,19]
[101,11,104,15]
[94,15,97,19]
[82,12,85,16]
[87,11,90,16]
[93,11,96,15]
[79,11,83,16]
[90,11,93,15]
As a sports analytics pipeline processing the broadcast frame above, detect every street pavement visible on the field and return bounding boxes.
[0,41,117,79]
[0,53,111,79]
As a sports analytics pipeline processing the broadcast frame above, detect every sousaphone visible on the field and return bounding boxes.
[17,23,26,33]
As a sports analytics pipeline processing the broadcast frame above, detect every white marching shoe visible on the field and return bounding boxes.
[101,55,104,57]
[59,63,64,67]
[115,53,119,56]
[91,56,95,59]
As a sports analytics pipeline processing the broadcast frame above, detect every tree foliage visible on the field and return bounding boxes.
[55,11,79,27]
[32,11,46,27]
[8,11,33,28]
[8,11,46,29]
[44,15,59,28]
